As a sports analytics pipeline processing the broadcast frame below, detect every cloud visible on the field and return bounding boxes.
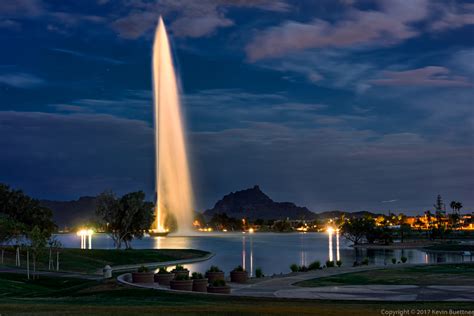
[0,19,21,31]
[110,0,290,39]
[430,2,474,31]
[381,199,398,203]
[246,1,429,61]
[0,111,154,199]
[0,72,45,88]
[190,121,473,212]
[369,66,472,87]
[0,0,44,17]
[49,48,124,64]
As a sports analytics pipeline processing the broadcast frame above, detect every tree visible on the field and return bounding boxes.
[433,194,446,216]
[28,226,48,279]
[455,201,463,214]
[340,217,376,245]
[0,183,55,238]
[450,201,457,214]
[399,223,412,243]
[96,191,154,249]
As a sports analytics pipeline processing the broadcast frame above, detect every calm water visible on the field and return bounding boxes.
[55,232,471,275]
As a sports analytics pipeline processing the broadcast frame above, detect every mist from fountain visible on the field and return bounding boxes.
[152,17,194,235]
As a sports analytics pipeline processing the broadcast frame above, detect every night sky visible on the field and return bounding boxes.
[1,0,473,214]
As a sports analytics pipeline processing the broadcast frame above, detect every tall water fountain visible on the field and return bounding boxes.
[151,17,194,235]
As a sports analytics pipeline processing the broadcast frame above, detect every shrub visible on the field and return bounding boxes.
[233,265,245,272]
[191,272,204,279]
[174,264,187,271]
[210,279,226,287]
[157,267,170,274]
[353,261,359,267]
[290,263,299,272]
[137,265,149,273]
[361,257,369,265]
[391,258,397,264]
[255,267,264,278]
[326,260,335,268]
[336,260,342,267]
[174,273,190,281]
[401,256,408,263]
[308,260,321,270]
[298,265,308,272]
[207,265,222,273]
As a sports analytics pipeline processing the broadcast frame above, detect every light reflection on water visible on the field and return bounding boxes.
[54,232,470,275]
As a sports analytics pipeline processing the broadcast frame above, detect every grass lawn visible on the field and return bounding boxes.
[296,263,474,287]
[0,273,473,316]
[0,248,210,274]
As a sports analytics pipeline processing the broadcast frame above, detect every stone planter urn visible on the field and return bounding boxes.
[154,273,175,285]
[171,269,189,279]
[132,272,154,283]
[230,270,248,283]
[170,279,193,291]
[207,285,231,294]
[205,271,225,283]
[192,278,208,292]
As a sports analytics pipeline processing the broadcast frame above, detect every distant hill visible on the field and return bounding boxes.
[40,196,97,229]
[203,185,317,220]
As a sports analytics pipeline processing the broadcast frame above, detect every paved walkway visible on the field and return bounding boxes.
[109,252,215,273]
[118,263,474,301]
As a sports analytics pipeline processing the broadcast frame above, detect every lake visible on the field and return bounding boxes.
[55,232,471,275]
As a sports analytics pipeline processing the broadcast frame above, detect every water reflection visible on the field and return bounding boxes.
[300,233,307,266]
[242,236,246,271]
[55,232,471,275]
[328,229,333,262]
[77,230,93,249]
[336,229,340,262]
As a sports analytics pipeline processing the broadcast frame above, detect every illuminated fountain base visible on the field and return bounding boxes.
[149,229,170,237]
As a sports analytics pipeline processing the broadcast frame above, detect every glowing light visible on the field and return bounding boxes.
[327,227,334,234]
[222,229,228,232]
[77,228,93,249]
[248,228,255,234]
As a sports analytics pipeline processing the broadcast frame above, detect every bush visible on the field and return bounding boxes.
[157,267,170,274]
[298,265,308,272]
[308,260,321,270]
[255,267,264,278]
[336,260,342,267]
[174,273,190,281]
[361,257,369,265]
[137,265,149,273]
[401,256,408,263]
[326,260,335,268]
[207,265,222,273]
[290,263,299,272]
[233,265,245,272]
[174,264,187,271]
[353,261,359,267]
[391,258,397,264]
[211,279,226,287]
[191,272,204,279]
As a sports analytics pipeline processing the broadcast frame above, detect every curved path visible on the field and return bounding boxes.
[119,263,474,301]
[108,252,215,273]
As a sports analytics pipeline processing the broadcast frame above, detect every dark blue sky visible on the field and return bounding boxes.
[1,0,473,214]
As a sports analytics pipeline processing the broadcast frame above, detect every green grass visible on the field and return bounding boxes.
[296,263,474,287]
[0,248,209,274]
[0,273,473,315]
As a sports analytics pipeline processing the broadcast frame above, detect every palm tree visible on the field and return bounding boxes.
[450,201,457,213]
[455,201,463,214]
